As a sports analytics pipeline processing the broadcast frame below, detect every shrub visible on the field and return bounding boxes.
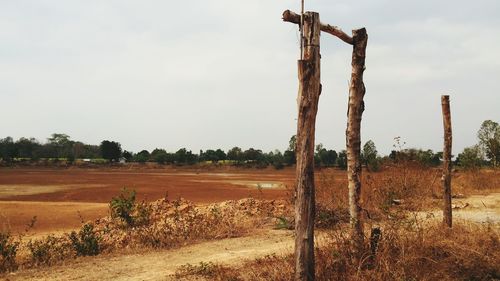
[134,200,152,226]
[175,262,241,281]
[110,188,136,225]
[69,223,101,256]
[27,235,72,266]
[0,232,19,273]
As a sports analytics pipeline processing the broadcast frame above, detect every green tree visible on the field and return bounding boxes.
[314,144,337,167]
[134,150,150,163]
[122,150,133,162]
[477,120,500,167]
[174,148,197,165]
[288,135,297,153]
[15,137,40,160]
[243,148,262,162]
[337,150,347,170]
[47,133,73,159]
[456,145,484,170]
[100,141,122,162]
[0,137,17,162]
[283,150,296,166]
[227,147,243,163]
[151,148,169,164]
[362,140,379,171]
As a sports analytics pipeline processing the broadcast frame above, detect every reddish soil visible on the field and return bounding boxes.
[0,167,295,233]
[0,167,294,203]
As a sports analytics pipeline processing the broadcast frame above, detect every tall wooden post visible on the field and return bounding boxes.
[346,28,368,252]
[441,95,452,227]
[294,11,321,281]
[283,9,368,277]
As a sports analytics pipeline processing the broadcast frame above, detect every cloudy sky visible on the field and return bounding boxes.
[1,0,499,155]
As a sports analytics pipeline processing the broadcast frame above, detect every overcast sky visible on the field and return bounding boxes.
[1,0,499,155]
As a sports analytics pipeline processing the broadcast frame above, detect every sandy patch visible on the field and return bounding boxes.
[0,184,106,198]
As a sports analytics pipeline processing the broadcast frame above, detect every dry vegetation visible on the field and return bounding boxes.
[176,167,500,281]
[175,221,499,281]
[1,167,499,280]
[0,194,291,274]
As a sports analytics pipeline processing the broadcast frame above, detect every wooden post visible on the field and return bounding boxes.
[346,28,368,252]
[283,8,368,275]
[441,95,452,227]
[284,11,321,281]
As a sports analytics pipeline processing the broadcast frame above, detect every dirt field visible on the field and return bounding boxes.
[0,167,296,234]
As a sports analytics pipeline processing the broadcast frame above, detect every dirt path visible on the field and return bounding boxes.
[5,229,299,281]
[420,193,500,223]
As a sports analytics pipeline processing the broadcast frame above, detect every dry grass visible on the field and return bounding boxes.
[181,221,499,281]
[177,166,500,281]
[1,197,291,273]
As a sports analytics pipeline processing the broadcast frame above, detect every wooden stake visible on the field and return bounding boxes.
[294,11,321,281]
[441,95,452,227]
[346,28,368,252]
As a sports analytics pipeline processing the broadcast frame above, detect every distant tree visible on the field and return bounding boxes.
[269,150,285,169]
[151,148,169,164]
[227,147,243,163]
[337,150,347,170]
[135,150,150,163]
[477,120,500,167]
[122,150,133,162]
[313,144,337,167]
[314,144,324,167]
[283,150,296,166]
[47,133,71,146]
[0,137,17,162]
[362,140,379,171]
[81,145,101,159]
[321,149,337,167]
[243,148,262,162]
[174,148,197,165]
[100,140,122,162]
[391,148,441,167]
[456,145,484,170]
[288,135,297,153]
[202,149,219,163]
[46,133,77,159]
[214,149,227,162]
[15,137,40,160]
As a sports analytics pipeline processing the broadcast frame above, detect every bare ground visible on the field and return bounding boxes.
[419,193,500,223]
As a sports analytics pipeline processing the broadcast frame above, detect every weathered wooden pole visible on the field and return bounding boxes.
[284,10,321,281]
[346,28,368,252]
[283,7,369,262]
[441,95,452,227]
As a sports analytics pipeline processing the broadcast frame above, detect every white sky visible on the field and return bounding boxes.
[1,1,499,154]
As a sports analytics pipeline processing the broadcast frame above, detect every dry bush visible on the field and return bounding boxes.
[95,197,290,251]
[1,197,290,274]
[26,235,72,266]
[205,221,499,281]
[362,165,441,218]
[0,232,19,273]
[454,169,500,194]
[315,166,442,224]
[175,261,241,281]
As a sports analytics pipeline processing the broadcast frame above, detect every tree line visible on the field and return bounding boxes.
[1,120,498,169]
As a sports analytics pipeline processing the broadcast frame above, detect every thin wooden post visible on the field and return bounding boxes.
[346,28,368,252]
[441,95,452,227]
[294,11,321,281]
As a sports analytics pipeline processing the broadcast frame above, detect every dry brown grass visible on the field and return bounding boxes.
[181,220,499,281]
[185,166,499,281]
[1,197,291,274]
